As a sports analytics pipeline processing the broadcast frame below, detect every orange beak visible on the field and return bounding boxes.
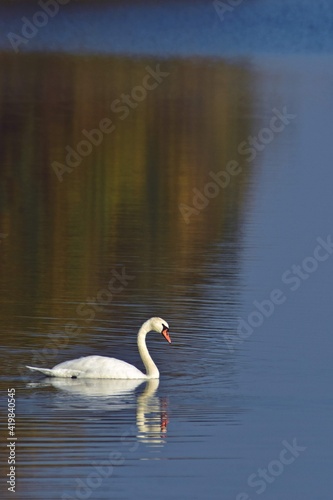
[162,327,171,343]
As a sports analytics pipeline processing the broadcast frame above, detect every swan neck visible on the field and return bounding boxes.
[137,323,159,379]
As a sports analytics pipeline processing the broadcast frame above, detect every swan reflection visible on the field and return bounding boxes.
[136,379,168,445]
[28,378,168,445]
[48,377,144,398]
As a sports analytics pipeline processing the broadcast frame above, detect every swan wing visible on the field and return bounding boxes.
[53,355,147,379]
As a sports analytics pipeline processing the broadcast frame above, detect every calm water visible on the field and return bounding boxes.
[1,0,333,55]
[1,17,333,500]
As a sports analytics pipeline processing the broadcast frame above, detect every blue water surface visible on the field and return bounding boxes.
[1,0,333,57]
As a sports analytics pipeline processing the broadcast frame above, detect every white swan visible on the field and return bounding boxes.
[26,317,171,379]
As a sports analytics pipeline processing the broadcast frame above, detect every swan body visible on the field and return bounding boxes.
[26,317,171,379]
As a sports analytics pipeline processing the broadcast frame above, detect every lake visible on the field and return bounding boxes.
[0,2,333,499]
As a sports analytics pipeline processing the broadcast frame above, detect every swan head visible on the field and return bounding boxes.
[146,317,171,344]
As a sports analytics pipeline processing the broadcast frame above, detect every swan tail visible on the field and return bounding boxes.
[26,365,56,377]
[26,365,83,378]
